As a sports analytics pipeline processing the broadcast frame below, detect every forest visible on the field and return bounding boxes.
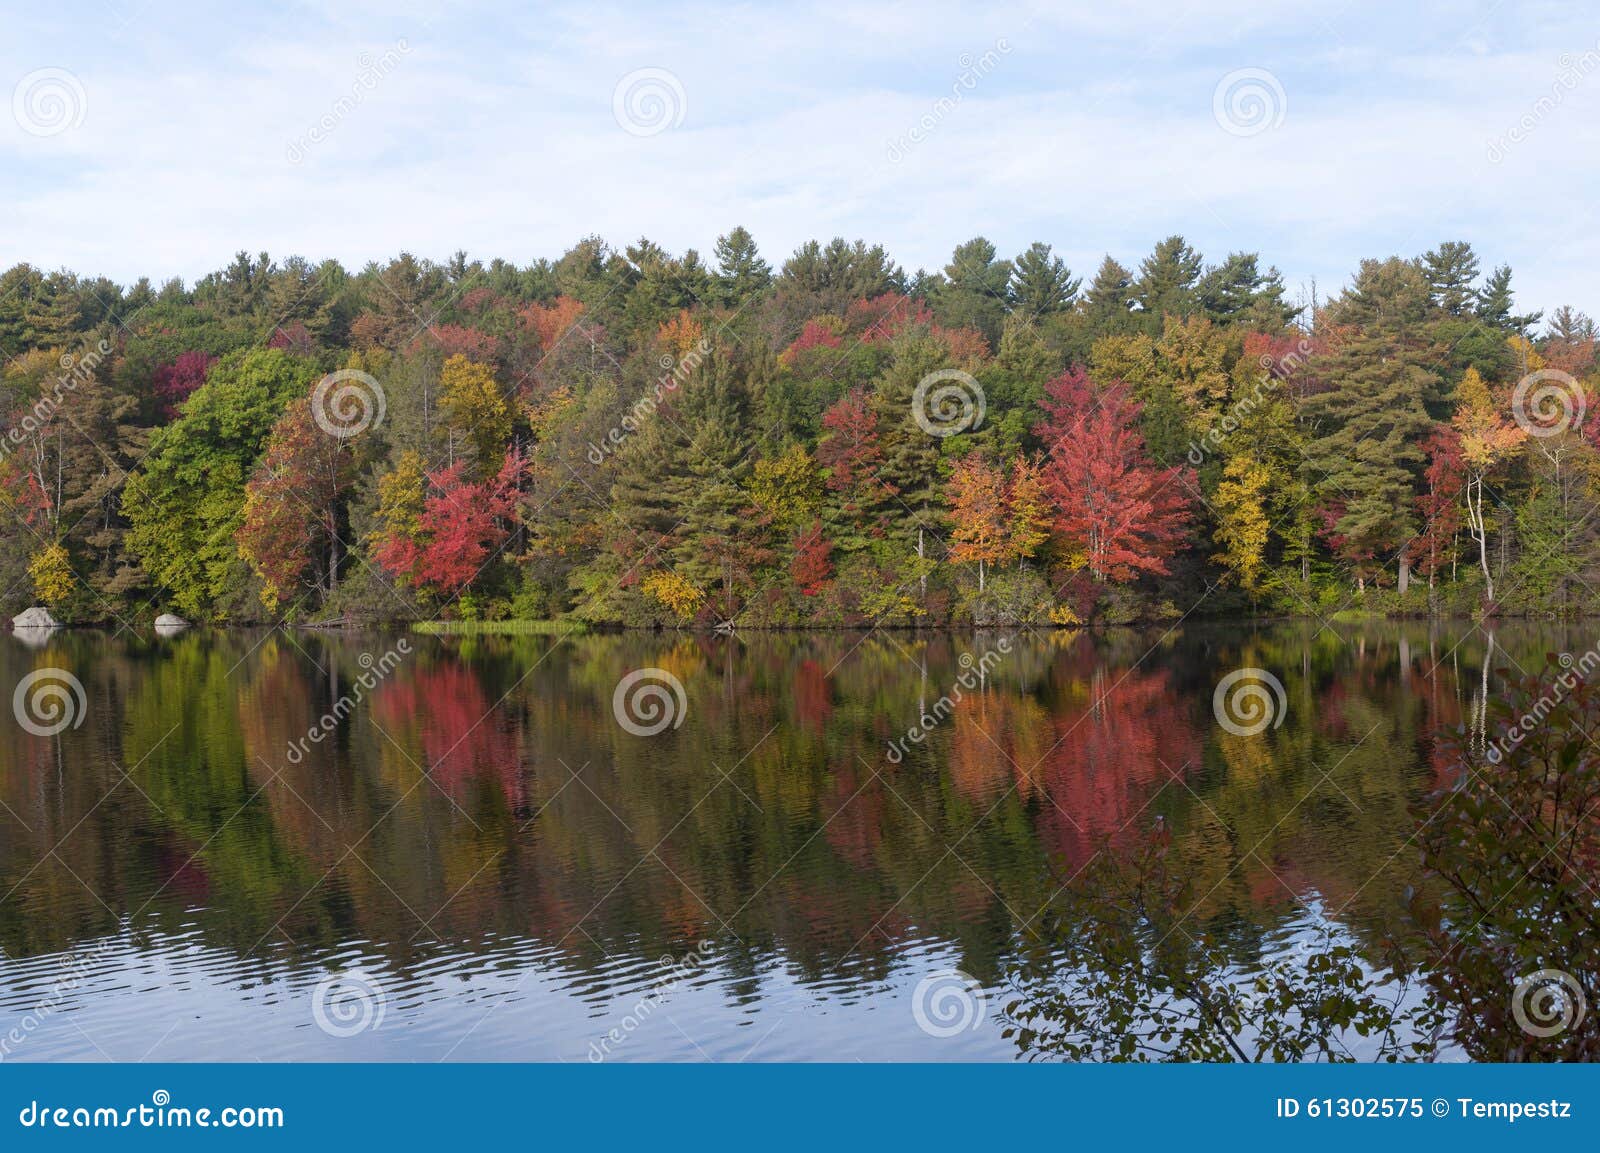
[0,231,1594,627]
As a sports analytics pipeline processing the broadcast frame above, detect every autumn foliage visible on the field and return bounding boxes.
[373,451,526,596]
[1036,368,1193,582]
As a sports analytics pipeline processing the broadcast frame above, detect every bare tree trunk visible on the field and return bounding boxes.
[1467,474,1494,603]
[327,514,340,595]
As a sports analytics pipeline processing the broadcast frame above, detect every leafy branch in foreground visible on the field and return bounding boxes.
[1412,653,1600,1060]
[1003,824,1429,1062]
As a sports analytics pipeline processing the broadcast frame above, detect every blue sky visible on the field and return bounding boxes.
[3,0,1598,319]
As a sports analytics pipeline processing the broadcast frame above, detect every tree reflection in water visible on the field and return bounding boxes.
[0,623,1594,1059]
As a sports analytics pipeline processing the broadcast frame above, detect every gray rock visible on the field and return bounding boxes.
[154,612,189,637]
[12,606,59,629]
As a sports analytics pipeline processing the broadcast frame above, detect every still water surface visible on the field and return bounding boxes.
[0,622,1574,1060]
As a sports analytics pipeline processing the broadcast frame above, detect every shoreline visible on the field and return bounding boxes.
[9,612,1600,637]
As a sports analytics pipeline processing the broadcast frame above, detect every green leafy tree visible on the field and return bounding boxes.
[123,349,316,618]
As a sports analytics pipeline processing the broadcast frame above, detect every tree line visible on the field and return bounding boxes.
[0,231,1594,626]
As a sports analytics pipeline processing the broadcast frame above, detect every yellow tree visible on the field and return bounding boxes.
[1006,456,1051,571]
[440,354,512,473]
[946,455,1008,591]
[748,444,823,533]
[643,570,704,622]
[1451,366,1525,603]
[1212,455,1272,593]
[28,543,75,607]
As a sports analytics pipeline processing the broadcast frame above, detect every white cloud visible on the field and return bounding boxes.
[2,0,1597,317]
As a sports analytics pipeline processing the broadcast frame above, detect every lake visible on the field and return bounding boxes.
[0,620,1576,1061]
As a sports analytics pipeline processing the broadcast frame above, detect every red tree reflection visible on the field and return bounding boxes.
[1033,665,1202,868]
[373,663,524,809]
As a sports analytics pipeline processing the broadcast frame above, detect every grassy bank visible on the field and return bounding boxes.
[411,619,588,637]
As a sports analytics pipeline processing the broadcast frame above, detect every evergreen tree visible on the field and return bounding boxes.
[871,333,952,599]
[1476,265,1542,336]
[1067,255,1139,361]
[1303,259,1439,589]
[1132,235,1203,330]
[1422,240,1480,316]
[1547,305,1596,345]
[1197,252,1298,329]
[934,237,1012,343]
[713,226,773,308]
[1008,242,1080,318]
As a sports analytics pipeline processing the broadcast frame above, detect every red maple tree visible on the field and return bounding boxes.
[152,350,216,417]
[790,518,833,595]
[816,389,882,493]
[374,451,526,595]
[1036,367,1193,583]
[1411,425,1464,583]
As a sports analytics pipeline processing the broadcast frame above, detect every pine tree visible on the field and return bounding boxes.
[1008,242,1080,318]
[1422,241,1480,316]
[713,226,773,307]
[1476,265,1542,335]
[1547,305,1597,345]
[1079,256,1137,338]
[1133,235,1203,330]
[1197,252,1298,329]
[1303,259,1439,589]
[934,237,1012,342]
[869,339,950,600]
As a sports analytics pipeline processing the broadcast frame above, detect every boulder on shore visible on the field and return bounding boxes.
[154,612,189,637]
[12,606,59,630]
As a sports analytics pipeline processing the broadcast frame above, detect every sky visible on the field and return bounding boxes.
[3,0,1598,320]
